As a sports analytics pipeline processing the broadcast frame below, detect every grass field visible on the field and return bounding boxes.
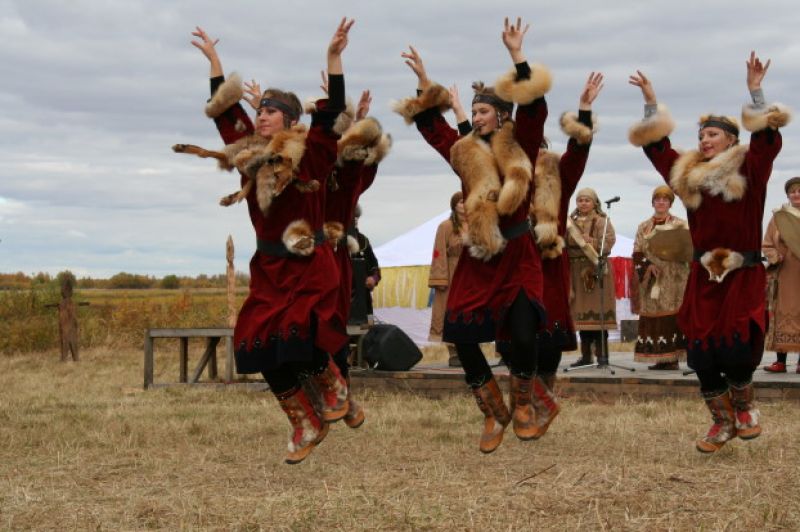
[2,347,799,530]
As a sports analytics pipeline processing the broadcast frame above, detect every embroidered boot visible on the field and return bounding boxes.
[509,375,538,440]
[471,377,511,453]
[531,374,561,438]
[696,391,737,453]
[309,357,350,423]
[343,375,365,429]
[729,381,762,440]
[276,386,329,465]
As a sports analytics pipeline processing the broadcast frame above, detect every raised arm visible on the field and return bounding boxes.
[560,72,603,198]
[495,17,551,161]
[741,51,789,183]
[192,26,253,144]
[394,45,458,163]
[627,70,678,182]
[448,84,472,135]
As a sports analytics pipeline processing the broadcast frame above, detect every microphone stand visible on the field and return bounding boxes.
[564,197,635,375]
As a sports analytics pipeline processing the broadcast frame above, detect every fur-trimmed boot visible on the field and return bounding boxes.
[471,377,511,453]
[276,387,329,465]
[571,339,593,367]
[509,375,538,440]
[309,357,350,423]
[343,375,365,429]
[696,391,737,453]
[729,382,761,440]
[531,374,560,438]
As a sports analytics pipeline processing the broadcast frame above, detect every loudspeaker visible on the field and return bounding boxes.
[361,324,422,371]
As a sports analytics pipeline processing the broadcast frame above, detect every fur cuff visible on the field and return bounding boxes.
[560,111,597,145]
[699,248,744,283]
[347,235,360,255]
[494,63,552,105]
[338,117,391,165]
[628,105,675,147]
[282,220,316,256]
[539,235,566,260]
[741,102,792,132]
[205,73,244,119]
[323,221,345,250]
[391,83,451,124]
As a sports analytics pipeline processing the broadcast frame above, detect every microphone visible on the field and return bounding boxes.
[604,196,620,207]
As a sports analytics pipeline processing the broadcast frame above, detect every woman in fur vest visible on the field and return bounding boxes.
[631,186,689,370]
[190,20,354,465]
[762,177,800,373]
[394,18,551,453]
[566,188,617,366]
[628,51,790,453]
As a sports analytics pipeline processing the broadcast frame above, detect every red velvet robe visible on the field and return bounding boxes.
[414,98,548,343]
[540,138,591,351]
[642,129,782,367]
[326,161,378,327]
[213,98,348,373]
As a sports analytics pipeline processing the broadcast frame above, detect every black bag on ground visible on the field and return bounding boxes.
[361,324,422,371]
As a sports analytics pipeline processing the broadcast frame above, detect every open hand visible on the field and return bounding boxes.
[356,90,372,120]
[579,71,604,109]
[190,26,219,62]
[401,45,430,88]
[628,70,657,105]
[746,50,770,91]
[328,17,355,57]
[502,17,530,53]
[243,79,262,110]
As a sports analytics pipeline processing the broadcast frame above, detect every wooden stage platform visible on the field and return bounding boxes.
[350,352,800,402]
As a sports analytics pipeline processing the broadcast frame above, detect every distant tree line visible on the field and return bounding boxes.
[0,271,250,290]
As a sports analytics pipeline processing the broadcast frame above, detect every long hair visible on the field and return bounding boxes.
[449,191,464,233]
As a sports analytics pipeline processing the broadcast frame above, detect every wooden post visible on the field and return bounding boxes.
[226,235,237,382]
[179,337,189,383]
[143,331,154,389]
[227,235,236,329]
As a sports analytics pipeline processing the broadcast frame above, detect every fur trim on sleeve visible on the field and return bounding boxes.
[559,111,597,145]
[391,83,451,124]
[494,63,553,105]
[628,104,675,147]
[338,116,382,162]
[205,73,244,118]
[741,102,792,132]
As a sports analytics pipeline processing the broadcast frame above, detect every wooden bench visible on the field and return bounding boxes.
[143,328,234,389]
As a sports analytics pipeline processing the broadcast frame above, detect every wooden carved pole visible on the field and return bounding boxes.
[226,235,236,328]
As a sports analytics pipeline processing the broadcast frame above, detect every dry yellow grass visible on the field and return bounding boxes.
[2,347,800,530]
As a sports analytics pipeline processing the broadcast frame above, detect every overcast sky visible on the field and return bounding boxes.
[2,0,799,277]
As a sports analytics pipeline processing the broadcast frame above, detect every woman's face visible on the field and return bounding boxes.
[455,199,465,217]
[576,196,595,215]
[652,196,671,217]
[698,126,735,160]
[256,106,287,138]
[788,185,800,208]
[471,103,499,135]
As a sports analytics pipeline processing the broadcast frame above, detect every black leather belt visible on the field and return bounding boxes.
[257,230,325,258]
[692,249,762,267]
[501,219,532,241]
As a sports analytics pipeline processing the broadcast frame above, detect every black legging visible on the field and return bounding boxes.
[457,291,540,386]
[261,347,329,395]
[695,366,754,397]
[536,334,562,376]
[332,345,350,379]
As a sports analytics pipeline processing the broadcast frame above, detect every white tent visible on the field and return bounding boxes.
[372,212,635,344]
